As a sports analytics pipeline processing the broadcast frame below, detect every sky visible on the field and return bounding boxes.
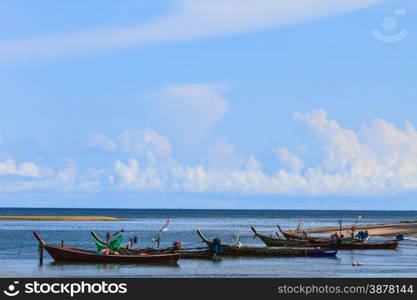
[1,0,417,209]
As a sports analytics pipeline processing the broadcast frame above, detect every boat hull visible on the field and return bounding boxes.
[126,247,216,259]
[324,241,398,250]
[308,250,338,257]
[259,239,397,250]
[217,245,312,257]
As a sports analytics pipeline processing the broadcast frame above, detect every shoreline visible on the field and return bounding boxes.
[306,221,417,238]
[0,216,122,221]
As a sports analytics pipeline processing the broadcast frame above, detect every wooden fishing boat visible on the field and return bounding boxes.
[301,232,363,244]
[304,230,366,243]
[278,225,362,244]
[197,230,337,257]
[33,232,180,264]
[252,227,334,249]
[251,227,310,247]
[301,231,398,250]
[252,228,397,250]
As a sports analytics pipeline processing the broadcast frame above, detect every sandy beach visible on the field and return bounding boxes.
[307,221,417,238]
[0,216,121,221]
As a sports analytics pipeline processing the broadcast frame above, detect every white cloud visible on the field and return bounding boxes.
[0,159,42,177]
[0,0,383,62]
[89,134,117,151]
[114,158,166,191]
[146,83,229,143]
[89,129,172,157]
[108,111,417,196]
[360,119,417,178]
[119,129,172,157]
[292,109,417,194]
[207,138,244,169]
[0,157,104,193]
[4,109,417,197]
[0,159,52,177]
[89,83,229,150]
[294,109,363,171]
[276,146,304,173]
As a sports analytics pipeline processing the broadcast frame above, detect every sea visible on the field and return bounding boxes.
[0,208,416,278]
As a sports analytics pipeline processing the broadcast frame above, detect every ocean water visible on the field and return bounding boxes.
[0,208,416,278]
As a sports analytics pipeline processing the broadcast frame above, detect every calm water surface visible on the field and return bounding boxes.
[0,208,416,278]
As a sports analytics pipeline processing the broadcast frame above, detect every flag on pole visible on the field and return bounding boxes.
[160,218,171,233]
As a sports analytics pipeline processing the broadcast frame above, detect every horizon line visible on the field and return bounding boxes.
[0,206,416,212]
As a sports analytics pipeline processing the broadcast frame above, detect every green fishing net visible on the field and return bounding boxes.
[109,236,123,251]
[95,239,107,251]
[94,236,123,253]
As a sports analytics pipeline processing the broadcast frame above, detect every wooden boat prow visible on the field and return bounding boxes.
[196,230,212,245]
[277,225,304,240]
[251,227,310,247]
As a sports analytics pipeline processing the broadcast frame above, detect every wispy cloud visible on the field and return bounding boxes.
[88,134,117,152]
[90,128,172,157]
[0,159,44,177]
[0,156,103,193]
[0,142,53,178]
[0,0,383,62]
[145,83,230,144]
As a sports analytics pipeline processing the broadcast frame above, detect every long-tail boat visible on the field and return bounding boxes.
[90,231,215,260]
[278,225,363,244]
[300,232,398,250]
[251,229,398,250]
[300,231,365,245]
[197,230,337,257]
[253,227,339,249]
[279,216,367,242]
[33,232,180,264]
[252,227,398,250]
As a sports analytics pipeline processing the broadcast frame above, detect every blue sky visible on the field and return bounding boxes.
[1,0,417,209]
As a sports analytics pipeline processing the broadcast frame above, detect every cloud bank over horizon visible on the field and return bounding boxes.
[0,0,383,62]
[2,107,417,197]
